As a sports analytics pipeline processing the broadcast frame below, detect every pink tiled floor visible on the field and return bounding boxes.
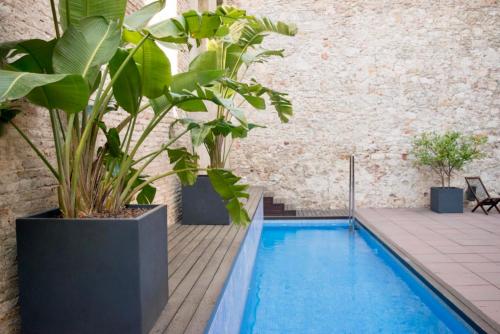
[357,208,500,332]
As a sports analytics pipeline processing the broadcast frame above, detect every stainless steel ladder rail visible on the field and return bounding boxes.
[348,155,356,229]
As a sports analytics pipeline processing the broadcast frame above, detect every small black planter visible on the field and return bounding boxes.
[430,187,464,213]
[16,205,168,334]
[182,175,230,225]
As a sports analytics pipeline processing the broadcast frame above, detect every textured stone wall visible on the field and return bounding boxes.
[227,0,500,210]
[0,1,181,332]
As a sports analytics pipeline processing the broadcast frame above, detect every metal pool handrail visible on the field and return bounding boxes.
[348,155,357,229]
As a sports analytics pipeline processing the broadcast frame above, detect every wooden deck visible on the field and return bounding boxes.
[150,188,263,334]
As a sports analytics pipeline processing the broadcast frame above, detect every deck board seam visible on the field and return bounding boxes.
[175,227,241,334]
[169,226,212,263]
[183,226,245,334]
[163,226,235,333]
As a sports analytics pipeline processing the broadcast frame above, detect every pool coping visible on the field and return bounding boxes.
[356,210,500,334]
[204,192,264,334]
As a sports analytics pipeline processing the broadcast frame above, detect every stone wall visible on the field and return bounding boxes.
[0,1,182,332]
[227,0,500,210]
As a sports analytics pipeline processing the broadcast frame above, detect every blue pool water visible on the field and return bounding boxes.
[240,223,478,334]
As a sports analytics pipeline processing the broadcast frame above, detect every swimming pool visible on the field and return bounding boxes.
[206,220,482,333]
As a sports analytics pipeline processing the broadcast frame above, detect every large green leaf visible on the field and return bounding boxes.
[134,39,171,98]
[220,78,293,122]
[3,39,89,112]
[167,148,198,186]
[207,169,250,225]
[183,11,222,39]
[189,51,218,72]
[0,70,85,104]
[27,76,89,113]
[146,16,189,44]
[260,86,293,123]
[124,0,165,30]
[3,39,57,73]
[137,184,156,204]
[59,0,127,30]
[53,17,121,80]
[109,48,141,115]
[176,99,207,112]
[170,69,224,93]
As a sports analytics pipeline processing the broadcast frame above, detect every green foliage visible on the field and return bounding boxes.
[133,38,171,98]
[183,8,297,170]
[58,0,127,30]
[109,48,142,114]
[0,1,260,222]
[124,0,165,30]
[207,169,250,225]
[167,148,198,186]
[412,131,487,187]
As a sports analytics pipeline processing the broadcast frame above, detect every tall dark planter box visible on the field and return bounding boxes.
[16,205,168,334]
[430,187,464,213]
[182,175,230,225]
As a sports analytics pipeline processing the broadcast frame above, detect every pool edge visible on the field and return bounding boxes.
[204,194,264,334]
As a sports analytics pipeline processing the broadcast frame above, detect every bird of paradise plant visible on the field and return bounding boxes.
[0,0,254,223]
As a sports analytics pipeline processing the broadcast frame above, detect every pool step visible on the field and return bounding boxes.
[264,196,297,217]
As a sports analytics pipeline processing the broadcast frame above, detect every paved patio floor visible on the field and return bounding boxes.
[357,208,500,333]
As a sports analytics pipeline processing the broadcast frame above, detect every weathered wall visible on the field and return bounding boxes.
[0,1,182,332]
[227,0,500,209]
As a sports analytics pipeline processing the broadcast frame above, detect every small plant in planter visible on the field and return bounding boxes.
[179,8,297,225]
[412,131,486,213]
[1,1,255,333]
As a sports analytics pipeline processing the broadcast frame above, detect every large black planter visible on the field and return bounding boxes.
[430,187,464,213]
[182,175,230,225]
[16,205,168,334]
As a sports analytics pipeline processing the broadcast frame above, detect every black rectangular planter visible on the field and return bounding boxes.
[16,205,168,334]
[430,187,464,213]
[182,175,230,225]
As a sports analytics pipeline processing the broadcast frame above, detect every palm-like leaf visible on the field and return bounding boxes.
[124,0,165,30]
[133,39,171,99]
[2,39,89,112]
[167,148,199,185]
[109,48,141,115]
[238,18,297,48]
[59,0,127,30]
[219,78,293,122]
[53,17,121,81]
[241,49,284,65]
[207,169,250,225]
[0,70,87,113]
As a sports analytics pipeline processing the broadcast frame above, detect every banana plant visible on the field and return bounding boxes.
[178,8,297,169]
[0,1,252,223]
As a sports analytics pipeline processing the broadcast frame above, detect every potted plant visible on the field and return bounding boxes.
[1,2,251,333]
[180,9,297,225]
[412,131,486,213]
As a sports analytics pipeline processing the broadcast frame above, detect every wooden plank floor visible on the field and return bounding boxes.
[150,187,263,334]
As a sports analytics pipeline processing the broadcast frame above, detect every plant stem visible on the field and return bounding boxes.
[10,121,59,179]
[120,128,190,203]
[49,0,61,38]
[124,167,205,204]
[69,34,149,216]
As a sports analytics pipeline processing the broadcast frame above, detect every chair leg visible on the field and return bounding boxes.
[480,205,489,215]
[472,204,480,213]
[495,204,500,214]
